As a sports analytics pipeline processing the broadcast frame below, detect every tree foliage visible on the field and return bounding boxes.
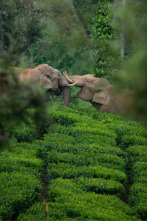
[0,0,43,55]
[114,0,147,121]
[92,0,120,81]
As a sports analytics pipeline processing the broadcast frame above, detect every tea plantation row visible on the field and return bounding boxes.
[0,105,147,220]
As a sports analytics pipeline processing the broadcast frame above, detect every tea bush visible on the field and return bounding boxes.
[107,121,146,146]
[1,104,146,220]
[52,125,117,147]
[0,140,43,220]
[12,122,37,143]
[17,202,46,221]
[121,135,147,149]
[0,149,42,176]
[89,144,126,157]
[129,183,147,220]
[127,144,147,220]
[0,172,42,220]
[47,163,126,183]
[132,162,147,183]
[127,146,147,163]
[47,178,139,221]
[47,150,125,171]
[75,177,125,197]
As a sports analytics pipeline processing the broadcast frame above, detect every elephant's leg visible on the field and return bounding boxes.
[91,102,102,111]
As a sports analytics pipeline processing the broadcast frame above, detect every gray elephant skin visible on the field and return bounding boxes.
[14,64,76,106]
[63,72,135,115]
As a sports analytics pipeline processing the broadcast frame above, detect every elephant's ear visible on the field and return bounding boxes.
[92,90,110,105]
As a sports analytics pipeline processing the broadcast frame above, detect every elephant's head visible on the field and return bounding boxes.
[36,64,77,106]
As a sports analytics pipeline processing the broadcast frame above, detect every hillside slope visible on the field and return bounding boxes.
[0,104,147,220]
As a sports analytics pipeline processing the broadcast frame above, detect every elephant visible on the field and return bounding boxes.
[63,71,135,115]
[14,64,76,106]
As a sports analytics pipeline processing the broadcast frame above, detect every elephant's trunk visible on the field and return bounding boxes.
[62,87,71,106]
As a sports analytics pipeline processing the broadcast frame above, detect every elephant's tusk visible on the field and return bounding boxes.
[63,71,74,83]
[67,82,77,87]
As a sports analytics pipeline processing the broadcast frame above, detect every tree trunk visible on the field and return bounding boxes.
[70,0,93,57]
[120,0,126,57]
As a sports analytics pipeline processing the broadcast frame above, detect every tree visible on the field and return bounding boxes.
[0,45,47,148]
[92,0,120,81]
[0,0,43,56]
[114,0,147,121]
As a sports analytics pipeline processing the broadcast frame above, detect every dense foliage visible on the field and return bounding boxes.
[0,0,43,56]
[0,1,147,220]
[92,0,120,80]
[0,104,147,220]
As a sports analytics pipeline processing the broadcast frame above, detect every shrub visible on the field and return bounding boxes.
[43,132,76,150]
[47,150,125,170]
[132,162,147,183]
[52,124,117,147]
[17,202,46,221]
[0,150,42,176]
[107,122,146,145]
[129,183,147,220]
[47,163,127,183]
[48,178,139,221]
[127,145,147,163]
[0,172,42,220]
[121,135,147,149]
[50,110,80,126]
[88,144,126,157]
[75,177,125,197]
[12,122,37,143]
[127,145,147,219]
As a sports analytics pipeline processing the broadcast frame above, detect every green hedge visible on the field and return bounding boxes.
[129,183,147,219]
[75,177,125,197]
[47,178,139,221]
[12,122,37,143]
[127,145,147,220]
[121,136,147,149]
[0,172,42,220]
[127,145,147,163]
[52,124,117,147]
[107,121,146,145]
[50,110,80,126]
[132,162,147,183]
[0,143,43,176]
[47,150,125,170]
[17,202,46,221]
[47,163,126,183]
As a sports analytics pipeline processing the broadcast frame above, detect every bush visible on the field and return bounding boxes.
[127,145,147,163]
[12,122,37,143]
[0,149,42,176]
[17,202,46,221]
[52,125,117,147]
[121,135,147,149]
[0,172,42,220]
[48,178,138,221]
[132,162,147,183]
[47,150,125,171]
[127,144,147,220]
[47,163,127,183]
[50,110,80,126]
[75,177,125,197]
[129,183,147,219]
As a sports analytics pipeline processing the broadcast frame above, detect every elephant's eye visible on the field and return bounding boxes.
[47,74,51,79]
